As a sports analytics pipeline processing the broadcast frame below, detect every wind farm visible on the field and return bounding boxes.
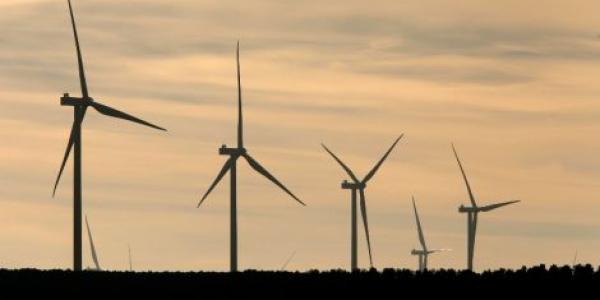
[1,0,600,297]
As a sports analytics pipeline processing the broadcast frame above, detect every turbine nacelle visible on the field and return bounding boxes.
[458,205,478,213]
[219,145,247,156]
[411,249,425,255]
[341,181,366,190]
[60,93,94,106]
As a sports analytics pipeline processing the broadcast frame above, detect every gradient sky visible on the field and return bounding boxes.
[1,0,600,272]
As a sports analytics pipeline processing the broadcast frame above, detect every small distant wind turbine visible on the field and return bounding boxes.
[322,135,403,271]
[410,197,449,272]
[452,143,520,271]
[84,215,101,271]
[128,244,133,271]
[197,42,305,272]
[52,0,166,272]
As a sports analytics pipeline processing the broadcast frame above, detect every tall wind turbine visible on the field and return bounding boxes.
[452,143,520,271]
[322,135,403,271]
[197,42,305,272]
[410,197,449,272]
[53,0,166,272]
[85,215,101,271]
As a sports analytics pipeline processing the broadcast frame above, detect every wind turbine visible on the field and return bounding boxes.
[410,197,449,272]
[452,143,520,271]
[85,215,101,271]
[128,244,133,271]
[321,135,403,271]
[52,0,166,272]
[197,42,305,272]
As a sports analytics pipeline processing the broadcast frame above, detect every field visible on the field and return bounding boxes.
[0,265,597,298]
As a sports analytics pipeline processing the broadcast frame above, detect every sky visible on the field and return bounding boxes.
[1,0,600,272]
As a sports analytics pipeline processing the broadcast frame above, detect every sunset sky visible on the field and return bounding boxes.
[1,0,600,272]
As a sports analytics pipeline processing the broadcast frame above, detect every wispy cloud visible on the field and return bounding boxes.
[1,0,600,271]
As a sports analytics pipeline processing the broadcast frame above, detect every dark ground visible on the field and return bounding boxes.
[0,264,597,299]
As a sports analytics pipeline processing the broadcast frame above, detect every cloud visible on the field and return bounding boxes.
[1,0,600,271]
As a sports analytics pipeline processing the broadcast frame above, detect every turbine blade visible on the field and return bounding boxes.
[412,196,428,252]
[85,215,101,271]
[280,250,297,271]
[197,157,234,207]
[52,107,86,197]
[359,189,373,267]
[242,153,305,206]
[90,101,166,131]
[321,143,359,183]
[429,249,452,253]
[451,143,477,207]
[236,41,243,148]
[53,122,77,196]
[479,200,520,212]
[362,135,403,184]
[67,0,88,98]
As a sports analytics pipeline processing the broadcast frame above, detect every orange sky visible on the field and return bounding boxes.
[1,0,600,271]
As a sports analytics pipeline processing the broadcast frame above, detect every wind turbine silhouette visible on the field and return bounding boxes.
[85,215,101,271]
[321,135,403,271]
[452,143,520,271]
[197,42,305,272]
[128,244,133,271]
[52,0,166,272]
[410,197,449,272]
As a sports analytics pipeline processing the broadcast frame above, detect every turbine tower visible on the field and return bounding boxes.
[410,197,449,272]
[197,42,305,272]
[85,215,101,271]
[53,0,166,271]
[452,143,520,271]
[322,135,403,271]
